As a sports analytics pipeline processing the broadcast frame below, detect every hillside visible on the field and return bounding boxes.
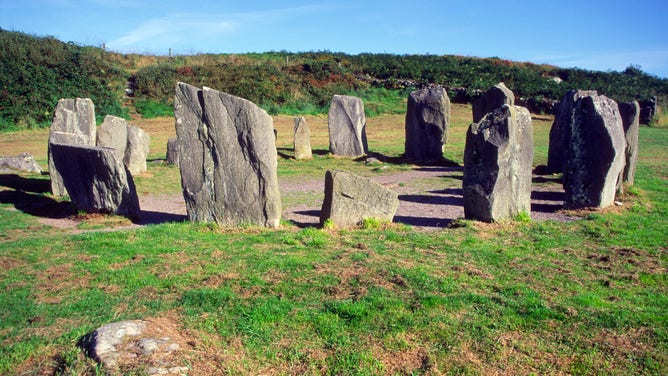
[2,29,667,131]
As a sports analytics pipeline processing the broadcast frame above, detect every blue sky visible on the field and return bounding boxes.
[2,0,667,77]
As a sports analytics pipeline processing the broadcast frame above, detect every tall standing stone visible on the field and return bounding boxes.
[328,95,368,157]
[463,105,534,222]
[546,90,598,173]
[174,82,281,228]
[124,125,150,175]
[96,115,128,160]
[320,170,399,228]
[404,86,451,162]
[472,82,515,123]
[563,94,625,209]
[48,98,96,196]
[166,137,179,166]
[293,116,312,160]
[618,101,640,187]
[49,143,140,219]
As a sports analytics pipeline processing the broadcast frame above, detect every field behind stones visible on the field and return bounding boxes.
[0,105,667,375]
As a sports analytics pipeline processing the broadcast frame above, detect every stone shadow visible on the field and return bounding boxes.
[0,189,76,219]
[0,173,51,194]
[288,209,321,228]
[398,192,463,207]
[136,211,188,225]
[393,215,453,228]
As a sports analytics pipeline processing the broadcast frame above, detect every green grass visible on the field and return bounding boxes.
[0,118,666,374]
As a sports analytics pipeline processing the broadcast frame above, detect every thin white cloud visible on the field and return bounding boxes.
[105,4,335,53]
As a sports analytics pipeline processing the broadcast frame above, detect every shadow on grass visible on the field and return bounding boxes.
[393,215,453,228]
[288,209,321,228]
[0,173,51,194]
[137,210,188,225]
[0,189,76,219]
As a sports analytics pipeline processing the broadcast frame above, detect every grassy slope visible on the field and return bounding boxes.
[0,107,666,375]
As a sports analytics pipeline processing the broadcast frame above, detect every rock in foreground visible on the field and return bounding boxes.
[320,170,399,228]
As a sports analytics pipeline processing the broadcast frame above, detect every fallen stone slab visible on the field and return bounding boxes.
[49,143,140,219]
[0,153,42,173]
[320,170,399,228]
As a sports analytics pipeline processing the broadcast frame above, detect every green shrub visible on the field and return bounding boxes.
[134,99,173,118]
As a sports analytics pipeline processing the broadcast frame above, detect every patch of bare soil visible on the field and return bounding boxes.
[2,166,579,232]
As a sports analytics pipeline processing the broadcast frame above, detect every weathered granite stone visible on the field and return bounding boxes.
[563,94,625,209]
[320,170,399,228]
[83,320,187,375]
[618,101,640,187]
[546,90,598,173]
[639,96,657,125]
[0,153,42,173]
[48,98,96,196]
[166,137,179,166]
[404,86,451,162]
[472,82,515,123]
[463,105,534,222]
[328,95,368,157]
[124,124,150,175]
[293,116,312,160]
[49,143,140,219]
[174,82,281,228]
[96,115,128,160]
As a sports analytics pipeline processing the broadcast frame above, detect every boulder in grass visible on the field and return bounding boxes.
[404,86,451,162]
[463,104,534,222]
[49,143,140,219]
[320,170,399,228]
[0,153,42,174]
[174,82,281,228]
[48,98,96,196]
[563,94,625,209]
[328,95,368,157]
[472,82,515,123]
[293,116,312,160]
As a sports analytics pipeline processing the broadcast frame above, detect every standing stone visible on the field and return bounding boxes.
[547,90,598,173]
[639,96,657,125]
[404,86,451,162]
[166,137,179,166]
[96,115,128,160]
[328,95,368,157]
[618,101,640,187]
[49,143,140,219]
[48,98,96,196]
[0,153,42,174]
[174,82,281,228]
[320,170,399,228]
[124,125,150,175]
[293,116,312,160]
[563,95,625,209]
[463,105,534,222]
[472,82,515,123]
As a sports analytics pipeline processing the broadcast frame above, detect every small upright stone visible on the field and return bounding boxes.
[404,86,451,162]
[166,137,179,166]
[48,98,96,196]
[175,82,281,228]
[328,95,368,157]
[96,115,128,160]
[320,170,399,228]
[618,101,640,187]
[472,82,515,123]
[49,143,140,219]
[546,90,598,173]
[293,116,312,160]
[563,94,625,208]
[463,105,534,222]
[124,125,150,175]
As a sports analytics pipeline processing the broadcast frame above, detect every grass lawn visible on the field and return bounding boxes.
[0,104,666,375]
